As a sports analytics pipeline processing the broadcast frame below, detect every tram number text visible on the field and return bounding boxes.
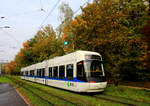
[70,83,74,86]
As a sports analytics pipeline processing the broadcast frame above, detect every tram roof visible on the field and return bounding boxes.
[21,50,101,71]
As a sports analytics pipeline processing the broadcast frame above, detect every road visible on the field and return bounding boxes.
[0,83,28,106]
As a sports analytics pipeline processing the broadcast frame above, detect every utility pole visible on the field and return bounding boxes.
[0,64,1,75]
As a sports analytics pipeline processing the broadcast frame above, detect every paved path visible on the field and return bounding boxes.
[0,83,28,106]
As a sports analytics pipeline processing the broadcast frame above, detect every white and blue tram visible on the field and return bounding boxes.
[21,50,107,92]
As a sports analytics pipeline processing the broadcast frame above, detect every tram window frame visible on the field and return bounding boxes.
[53,66,58,79]
[37,69,42,77]
[21,72,23,76]
[37,69,39,77]
[38,69,40,77]
[39,69,42,77]
[25,71,28,76]
[41,68,45,77]
[32,70,34,76]
[77,61,87,82]
[30,70,32,76]
[66,64,73,80]
[30,70,31,76]
[59,65,65,79]
[49,67,53,78]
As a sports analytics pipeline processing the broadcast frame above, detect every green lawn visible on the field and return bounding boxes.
[0,75,150,106]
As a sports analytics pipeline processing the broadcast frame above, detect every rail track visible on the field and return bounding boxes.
[91,95,136,106]
[7,76,77,106]
[7,76,55,106]
[6,76,150,106]
[87,92,150,106]
[101,94,150,105]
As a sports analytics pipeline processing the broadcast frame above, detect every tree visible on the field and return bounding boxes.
[57,3,73,37]
[5,61,19,75]
[63,0,148,85]
[141,20,150,73]
[11,24,63,74]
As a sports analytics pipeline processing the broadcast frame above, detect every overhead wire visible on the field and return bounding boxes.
[1,0,90,46]
[73,1,88,16]
[73,0,91,16]
[4,1,47,18]
[0,0,91,61]
[7,9,46,18]
[0,30,20,61]
[40,0,44,11]
[0,0,62,61]
[39,0,61,29]
[1,29,20,48]
[60,0,91,27]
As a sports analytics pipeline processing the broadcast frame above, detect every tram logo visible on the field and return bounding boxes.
[67,82,74,87]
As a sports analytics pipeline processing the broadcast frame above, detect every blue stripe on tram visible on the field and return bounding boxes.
[22,75,87,83]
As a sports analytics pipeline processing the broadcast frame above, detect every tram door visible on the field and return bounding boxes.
[45,78,48,85]
[45,68,48,85]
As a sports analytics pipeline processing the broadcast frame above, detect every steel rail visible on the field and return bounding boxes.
[6,76,54,106]
[8,76,77,106]
[102,94,150,105]
[91,95,136,106]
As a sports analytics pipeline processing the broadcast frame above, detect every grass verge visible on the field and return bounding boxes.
[0,75,150,106]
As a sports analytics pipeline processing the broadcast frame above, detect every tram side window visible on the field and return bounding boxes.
[21,72,23,76]
[30,71,32,76]
[30,70,34,76]
[53,66,58,78]
[32,70,34,76]
[49,67,52,78]
[77,61,87,82]
[25,71,28,76]
[37,69,39,77]
[41,68,45,77]
[59,65,65,79]
[37,69,41,77]
[39,69,42,77]
[30,70,32,76]
[66,64,73,80]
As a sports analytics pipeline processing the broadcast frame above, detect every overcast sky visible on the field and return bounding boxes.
[0,0,92,62]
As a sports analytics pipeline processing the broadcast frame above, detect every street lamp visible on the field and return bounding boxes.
[4,26,10,28]
[0,26,10,29]
[0,17,5,19]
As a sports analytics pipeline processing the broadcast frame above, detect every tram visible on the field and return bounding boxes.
[21,50,107,92]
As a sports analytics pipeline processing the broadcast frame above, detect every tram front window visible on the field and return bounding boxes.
[77,61,87,82]
[84,60,106,82]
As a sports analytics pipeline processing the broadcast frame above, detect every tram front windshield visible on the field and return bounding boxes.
[84,60,106,82]
[85,60,103,77]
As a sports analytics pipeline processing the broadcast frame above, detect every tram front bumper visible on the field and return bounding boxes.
[89,82,107,90]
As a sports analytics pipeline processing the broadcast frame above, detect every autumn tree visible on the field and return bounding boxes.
[5,61,20,75]
[8,0,149,83]
[10,24,64,74]
[141,20,150,79]
[63,0,148,85]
